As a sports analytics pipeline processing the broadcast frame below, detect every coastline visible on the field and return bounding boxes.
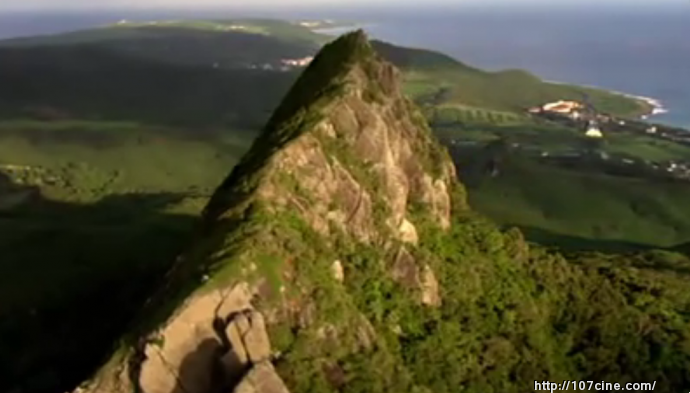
[311,23,375,36]
[544,79,667,120]
[309,26,674,124]
[610,91,668,119]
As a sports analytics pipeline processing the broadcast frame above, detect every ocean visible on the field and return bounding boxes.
[0,6,688,128]
[316,7,690,129]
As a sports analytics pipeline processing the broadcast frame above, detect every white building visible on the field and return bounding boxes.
[280,56,314,68]
[585,125,604,138]
[542,100,583,114]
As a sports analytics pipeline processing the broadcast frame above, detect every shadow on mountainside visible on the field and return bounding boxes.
[517,225,655,253]
[0,44,297,130]
[170,338,225,393]
[0,172,201,393]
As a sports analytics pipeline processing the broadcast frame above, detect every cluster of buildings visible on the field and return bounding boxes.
[530,100,689,142]
[297,19,336,29]
[449,99,690,182]
[280,56,314,68]
[243,56,314,72]
[519,144,690,180]
[529,100,584,119]
[530,100,581,116]
[530,100,604,138]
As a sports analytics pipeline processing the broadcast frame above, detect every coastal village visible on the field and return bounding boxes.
[246,56,314,71]
[524,99,690,180]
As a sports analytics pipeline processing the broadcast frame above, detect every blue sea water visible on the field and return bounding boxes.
[319,7,690,128]
[0,6,688,128]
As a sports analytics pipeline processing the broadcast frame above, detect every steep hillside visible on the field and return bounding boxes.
[67,31,690,393]
[452,145,690,249]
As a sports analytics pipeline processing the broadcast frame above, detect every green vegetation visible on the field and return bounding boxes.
[604,133,690,162]
[202,30,378,219]
[0,121,251,201]
[0,21,301,393]
[0,28,328,393]
[1,21,689,393]
[454,149,690,249]
[0,120,252,200]
[427,104,690,252]
[371,40,650,118]
[142,32,690,393]
[244,184,690,393]
[399,211,689,393]
[0,44,299,128]
[436,122,586,151]
[0,21,648,122]
[424,105,532,128]
[0,18,329,48]
[0,180,203,393]
[120,29,380,341]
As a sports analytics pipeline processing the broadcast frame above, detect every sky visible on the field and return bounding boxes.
[1,0,687,12]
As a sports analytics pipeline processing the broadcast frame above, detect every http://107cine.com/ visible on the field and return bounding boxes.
[534,380,658,392]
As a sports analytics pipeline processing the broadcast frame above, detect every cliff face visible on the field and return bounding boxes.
[75,31,463,393]
[74,31,690,393]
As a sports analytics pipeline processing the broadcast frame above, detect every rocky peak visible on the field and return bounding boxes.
[209,30,456,248]
[73,30,463,393]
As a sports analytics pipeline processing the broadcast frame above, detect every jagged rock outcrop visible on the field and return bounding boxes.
[74,284,285,393]
[74,30,463,393]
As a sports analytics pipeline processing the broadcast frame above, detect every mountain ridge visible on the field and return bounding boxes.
[71,30,690,393]
[75,29,462,393]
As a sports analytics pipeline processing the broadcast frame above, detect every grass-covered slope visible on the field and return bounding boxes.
[370,40,650,118]
[0,18,329,48]
[0,24,687,393]
[0,41,291,199]
[0,45,296,128]
[451,145,690,250]
[71,30,690,393]
[0,20,649,122]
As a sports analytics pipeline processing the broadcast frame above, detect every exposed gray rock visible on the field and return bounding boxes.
[421,264,441,307]
[331,260,345,282]
[233,362,290,393]
[241,311,271,363]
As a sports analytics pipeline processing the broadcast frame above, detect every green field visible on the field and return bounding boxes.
[0,120,254,200]
[0,18,330,48]
[604,132,690,162]
[376,38,652,119]
[453,150,690,249]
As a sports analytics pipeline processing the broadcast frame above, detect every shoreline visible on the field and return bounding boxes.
[311,23,375,36]
[610,91,668,119]
[544,79,667,119]
[308,26,674,124]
